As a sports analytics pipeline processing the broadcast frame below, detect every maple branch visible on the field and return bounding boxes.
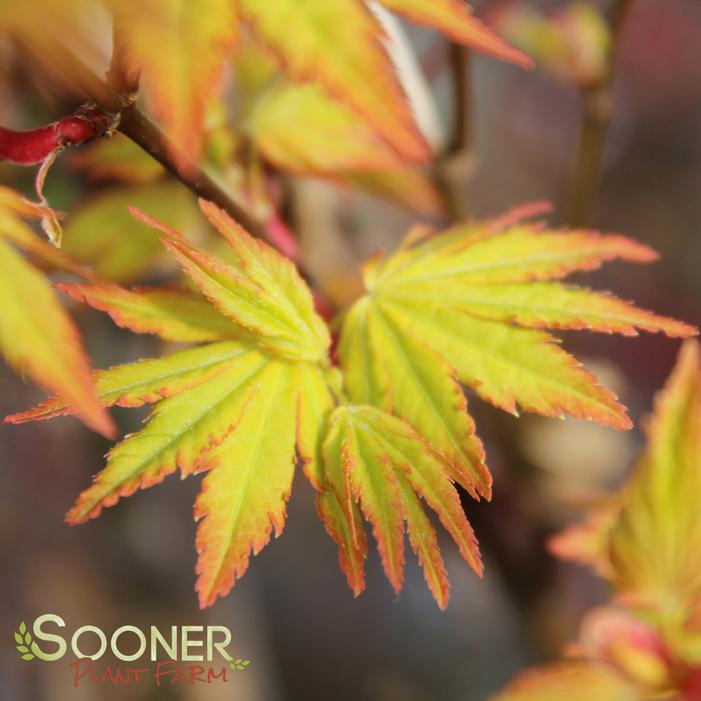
[435,43,475,221]
[20,37,265,239]
[566,0,636,226]
[118,108,265,237]
[448,43,472,156]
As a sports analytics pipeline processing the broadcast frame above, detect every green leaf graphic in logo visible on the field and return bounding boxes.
[15,622,34,661]
[228,658,251,671]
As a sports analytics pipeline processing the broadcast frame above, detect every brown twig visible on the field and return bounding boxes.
[434,43,475,222]
[566,0,636,226]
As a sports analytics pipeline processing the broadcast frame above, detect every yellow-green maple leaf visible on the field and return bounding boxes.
[339,212,697,502]
[554,340,701,626]
[498,343,701,701]
[62,182,200,283]
[10,199,696,611]
[235,38,443,216]
[8,198,340,608]
[607,340,701,615]
[237,0,529,163]
[237,0,428,164]
[0,187,113,437]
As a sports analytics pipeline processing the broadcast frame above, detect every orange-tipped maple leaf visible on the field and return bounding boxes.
[6,202,694,609]
[0,186,113,437]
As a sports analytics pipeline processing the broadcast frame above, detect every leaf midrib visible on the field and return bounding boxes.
[207,364,286,594]
[84,358,268,513]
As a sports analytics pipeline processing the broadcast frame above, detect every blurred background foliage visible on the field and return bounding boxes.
[1,0,701,699]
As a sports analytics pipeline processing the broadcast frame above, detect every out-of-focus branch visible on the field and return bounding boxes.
[566,0,636,226]
[448,43,472,155]
[435,43,475,221]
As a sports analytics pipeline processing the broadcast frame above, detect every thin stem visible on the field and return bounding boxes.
[435,43,475,222]
[448,43,472,155]
[117,106,263,238]
[566,0,636,226]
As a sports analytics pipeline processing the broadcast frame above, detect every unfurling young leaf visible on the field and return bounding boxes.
[7,202,695,609]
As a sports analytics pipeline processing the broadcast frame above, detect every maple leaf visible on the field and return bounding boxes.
[108,0,237,166]
[62,182,200,283]
[0,187,113,437]
[553,340,701,621]
[607,341,701,614]
[8,198,340,607]
[9,200,695,611]
[236,39,443,215]
[338,210,697,501]
[4,198,477,609]
[236,0,428,164]
[492,344,701,701]
[236,0,528,163]
[376,0,533,70]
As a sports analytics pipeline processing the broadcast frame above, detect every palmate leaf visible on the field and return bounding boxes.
[5,198,484,609]
[237,0,530,164]
[608,341,701,614]
[339,212,696,501]
[237,0,428,164]
[0,187,113,437]
[492,344,701,701]
[8,199,338,607]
